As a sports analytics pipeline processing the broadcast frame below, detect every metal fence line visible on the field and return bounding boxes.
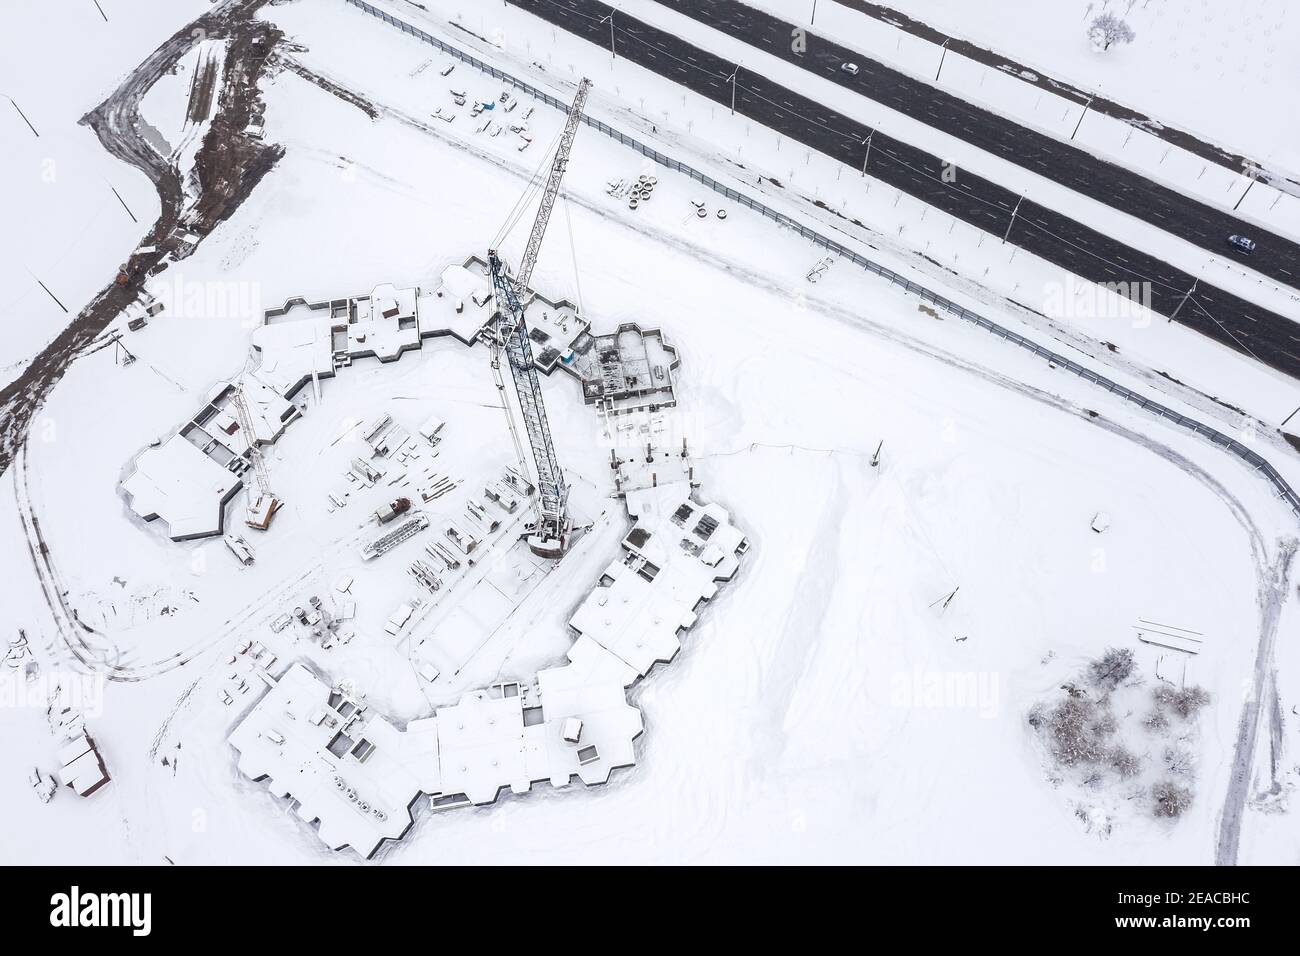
[342,0,1300,518]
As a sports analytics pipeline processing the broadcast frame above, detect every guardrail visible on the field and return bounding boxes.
[343,0,1300,518]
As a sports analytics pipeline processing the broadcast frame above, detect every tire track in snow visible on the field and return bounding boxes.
[1216,539,1296,866]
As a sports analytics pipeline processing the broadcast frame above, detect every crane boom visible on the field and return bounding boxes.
[509,78,590,295]
[488,78,591,558]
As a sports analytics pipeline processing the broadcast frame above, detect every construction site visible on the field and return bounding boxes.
[4,0,1300,872]
[107,77,748,857]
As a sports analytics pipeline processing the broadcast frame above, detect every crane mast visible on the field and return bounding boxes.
[233,383,280,530]
[489,78,590,558]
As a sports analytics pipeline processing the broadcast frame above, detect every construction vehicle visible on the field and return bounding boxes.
[374,497,412,525]
[487,77,591,559]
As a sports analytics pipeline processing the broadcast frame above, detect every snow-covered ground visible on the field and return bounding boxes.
[728,0,1300,239]
[1,0,1298,865]
[0,0,210,389]
[411,0,1300,451]
[560,0,1299,320]
[805,0,1300,175]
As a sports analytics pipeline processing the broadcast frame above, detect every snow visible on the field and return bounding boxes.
[0,0,210,389]
[122,433,242,539]
[402,0,1300,444]
[2,0,1298,866]
[787,0,1300,175]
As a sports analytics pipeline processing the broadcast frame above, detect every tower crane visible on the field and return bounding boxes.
[488,78,590,559]
[233,383,280,530]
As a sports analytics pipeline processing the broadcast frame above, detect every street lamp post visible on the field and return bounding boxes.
[1070,94,1095,141]
[599,12,615,62]
[861,130,875,176]
[1002,194,1024,244]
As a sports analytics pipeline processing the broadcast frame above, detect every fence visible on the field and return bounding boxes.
[343,0,1300,518]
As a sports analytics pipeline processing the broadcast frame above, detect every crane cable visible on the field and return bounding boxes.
[563,189,586,319]
[492,118,568,250]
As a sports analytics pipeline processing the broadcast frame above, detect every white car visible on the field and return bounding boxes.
[841,62,860,75]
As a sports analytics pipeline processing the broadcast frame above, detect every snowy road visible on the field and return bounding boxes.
[504,0,1300,381]
[655,0,1300,286]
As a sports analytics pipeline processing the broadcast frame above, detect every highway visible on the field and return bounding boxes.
[653,0,1300,291]
[506,0,1300,381]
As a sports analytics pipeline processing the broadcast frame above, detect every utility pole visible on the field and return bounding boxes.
[599,11,615,62]
[109,185,138,223]
[3,94,39,138]
[810,0,818,25]
[726,65,740,115]
[860,130,875,176]
[1070,94,1094,141]
[1002,195,1024,244]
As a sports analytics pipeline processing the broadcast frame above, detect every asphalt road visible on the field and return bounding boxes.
[663,0,1300,284]
[507,0,1300,381]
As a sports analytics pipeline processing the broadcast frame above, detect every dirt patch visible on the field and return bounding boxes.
[0,0,283,477]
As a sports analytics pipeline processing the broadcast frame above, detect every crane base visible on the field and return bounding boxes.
[245,495,281,531]
[527,532,568,559]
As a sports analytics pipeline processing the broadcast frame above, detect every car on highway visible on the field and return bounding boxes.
[1227,234,1257,253]
[841,62,859,75]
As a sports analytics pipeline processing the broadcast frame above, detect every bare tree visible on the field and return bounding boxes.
[1027,702,1048,729]
[1109,746,1141,778]
[1164,746,1195,775]
[1153,684,1211,719]
[1152,780,1193,818]
[1143,708,1169,732]
[1089,12,1136,52]
[1172,685,1210,719]
[1048,695,1110,765]
[1088,647,1136,690]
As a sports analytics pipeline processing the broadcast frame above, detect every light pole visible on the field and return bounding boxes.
[861,130,875,177]
[1168,270,1201,323]
[935,38,950,82]
[1070,93,1094,141]
[726,65,740,115]
[1002,194,1024,244]
[811,0,818,25]
[599,12,615,62]
[1234,166,1259,211]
